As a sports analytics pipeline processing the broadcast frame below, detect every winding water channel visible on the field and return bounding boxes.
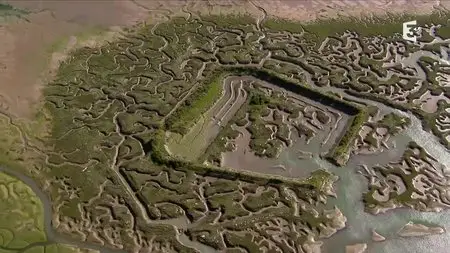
[319,89,450,253]
[3,33,450,251]
[0,167,126,253]
[4,84,449,253]
[0,167,219,253]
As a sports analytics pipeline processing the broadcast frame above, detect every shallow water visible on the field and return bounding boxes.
[315,106,450,253]
[320,154,450,253]
[202,63,450,252]
[222,76,351,178]
[315,27,450,252]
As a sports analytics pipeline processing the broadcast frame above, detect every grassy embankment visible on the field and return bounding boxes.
[165,72,228,135]
[0,3,29,21]
[264,10,450,43]
[151,128,335,191]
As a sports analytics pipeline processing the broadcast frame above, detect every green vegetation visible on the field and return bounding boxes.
[165,64,363,165]
[0,172,46,249]
[249,92,270,106]
[327,108,369,166]
[363,142,446,213]
[151,130,334,191]
[0,172,96,253]
[304,169,336,190]
[0,9,448,253]
[263,10,450,45]
[0,3,14,10]
[199,13,257,33]
[353,111,411,151]
[21,244,95,253]
[376,112,411,134]
[263,18,305,34]
[0,3,28,21]
[165,71,228,134]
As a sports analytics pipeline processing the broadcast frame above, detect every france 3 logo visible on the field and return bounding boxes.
[402,20,419,42]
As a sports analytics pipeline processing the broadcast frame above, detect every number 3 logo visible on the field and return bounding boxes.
[403,20,418,42]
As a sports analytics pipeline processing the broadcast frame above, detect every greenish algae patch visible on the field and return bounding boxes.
[0,3,29,22]
[0,172,97,253]
[0,172,46,249]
